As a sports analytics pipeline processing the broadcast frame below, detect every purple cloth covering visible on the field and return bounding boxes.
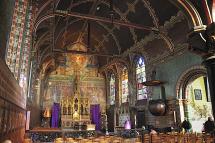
[90,104,100,130]
[51,103,60,128]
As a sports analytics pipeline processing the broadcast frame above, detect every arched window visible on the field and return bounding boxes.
[121,67,129,103]
[110,73,116,105]
[136,57,147,100]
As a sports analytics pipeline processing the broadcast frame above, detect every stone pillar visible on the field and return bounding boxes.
[128,65,136,129]
[203,55,215,118]
[182,99,189,120]
[115,74,120,126]
[188,23,215,119]
[176,99,184,123]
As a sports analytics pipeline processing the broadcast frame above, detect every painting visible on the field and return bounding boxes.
[194,89,202,100]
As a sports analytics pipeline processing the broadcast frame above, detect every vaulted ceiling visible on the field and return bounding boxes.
[33,0,207,75]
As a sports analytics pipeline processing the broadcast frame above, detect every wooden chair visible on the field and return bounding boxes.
[54,138,64,143]
[23,138,32,143]
[151,134,160,143]
[112,140,121,143]
[143,134,150,143]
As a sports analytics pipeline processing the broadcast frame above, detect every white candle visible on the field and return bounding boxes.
[173,111,176,123]
[134,115,136,128]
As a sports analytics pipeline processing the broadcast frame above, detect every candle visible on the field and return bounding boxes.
[173,111,176,123]
[134,115,136,128]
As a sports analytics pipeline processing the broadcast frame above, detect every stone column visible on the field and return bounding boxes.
[188,23,215,119]
[128,65,136,128]
[182,99,189,120]
[203,55,215,118]
[115,74,120,126]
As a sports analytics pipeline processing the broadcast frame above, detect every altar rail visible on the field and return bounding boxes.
[28,128,96,142]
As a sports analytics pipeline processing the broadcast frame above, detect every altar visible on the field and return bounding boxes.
[60,74,92,130]
[44,45,105,131]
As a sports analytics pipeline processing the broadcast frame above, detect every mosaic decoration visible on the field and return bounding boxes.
[136,57,147,100]
[110,73,116,105]
[5,0,33,96]
[121,67,129,103]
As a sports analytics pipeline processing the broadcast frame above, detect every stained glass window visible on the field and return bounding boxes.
[110,73,116,105]
[121,67,128,103]
[136,57,147,100]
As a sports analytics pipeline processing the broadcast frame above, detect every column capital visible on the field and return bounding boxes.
[188,22,215,57]
[203,55,215,66]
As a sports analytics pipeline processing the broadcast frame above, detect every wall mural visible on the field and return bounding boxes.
[43,43,106,113]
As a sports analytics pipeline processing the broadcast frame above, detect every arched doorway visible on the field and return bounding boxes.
[176,66,213,132]
[185,76,212,132]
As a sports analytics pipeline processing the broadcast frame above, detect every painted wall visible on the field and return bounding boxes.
[0,1,26,142]
[153,51,202,99]
[43,55,106,113]
[0,0,15,59]
[147,51,203,128]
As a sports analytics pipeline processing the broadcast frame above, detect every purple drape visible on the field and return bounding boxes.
[90,104,100,130]
[51,103,60,128]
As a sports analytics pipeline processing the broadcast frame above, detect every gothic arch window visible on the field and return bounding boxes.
[121,66,129,103]
[110,73,116,105]
[136,56,147,100]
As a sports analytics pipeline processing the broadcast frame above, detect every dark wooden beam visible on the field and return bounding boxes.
[55,10,159,32]
[53,49,120,57]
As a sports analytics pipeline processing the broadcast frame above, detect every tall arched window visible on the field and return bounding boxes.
[136,57,147,100]
[121,67,129,103]
[110,73,116,105]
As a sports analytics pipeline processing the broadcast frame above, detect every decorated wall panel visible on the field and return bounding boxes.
[5,0,34,98]
[43,44,106,113]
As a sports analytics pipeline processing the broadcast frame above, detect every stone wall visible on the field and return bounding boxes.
[0,60,26,142]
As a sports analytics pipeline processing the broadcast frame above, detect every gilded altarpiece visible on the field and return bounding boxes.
[42,44,106,128]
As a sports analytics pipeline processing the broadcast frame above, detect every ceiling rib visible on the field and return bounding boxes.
[55,10,159,32]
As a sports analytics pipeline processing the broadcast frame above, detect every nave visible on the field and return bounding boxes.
[1,0,215,143]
